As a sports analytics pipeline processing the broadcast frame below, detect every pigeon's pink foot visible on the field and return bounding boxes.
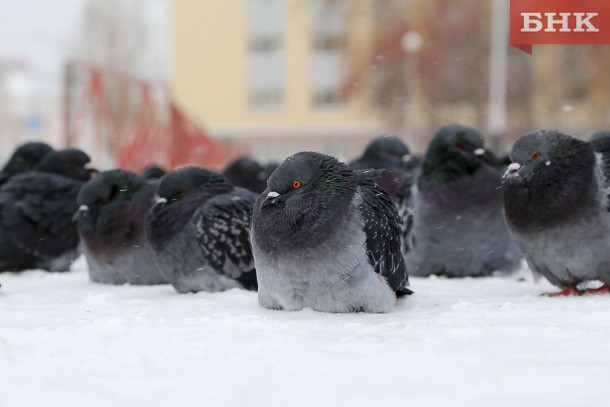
[584,284,610,295]
[541,286,582,297]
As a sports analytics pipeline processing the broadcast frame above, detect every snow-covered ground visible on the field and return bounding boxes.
[1,258,610,407]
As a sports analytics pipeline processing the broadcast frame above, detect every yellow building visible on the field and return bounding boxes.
[170,0,388,161]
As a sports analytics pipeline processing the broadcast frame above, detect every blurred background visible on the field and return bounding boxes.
[2,0,610,171]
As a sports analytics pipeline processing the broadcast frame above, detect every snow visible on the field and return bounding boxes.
[2,258,610,407]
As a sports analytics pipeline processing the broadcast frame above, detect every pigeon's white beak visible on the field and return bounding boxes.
[78,204,89,213]
[267,191,280,199]
[155,196,168,205]
[474,148,485,156]
[503,162,523,180]
[401,154,412,162]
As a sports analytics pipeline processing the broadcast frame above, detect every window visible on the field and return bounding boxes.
[309,0,347,109]
[247,0,285,110]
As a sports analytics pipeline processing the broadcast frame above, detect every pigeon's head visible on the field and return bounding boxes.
[253,152,356,250]
[223,157,268,193]
[140,165,166,180]
[2,142,54,175]
[362,135,413,169]
[36,148,94,181]
[156,166,232,206]
[77,169,142,212]
[422,123,494,182]
[503,130,594,229]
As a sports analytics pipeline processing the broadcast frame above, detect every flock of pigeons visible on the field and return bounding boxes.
[1,123,609,312]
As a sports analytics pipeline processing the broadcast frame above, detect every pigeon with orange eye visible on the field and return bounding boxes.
[404,123,522,278]
[146,167,257,293]
[503,129,610,296]
[252,151,411,313]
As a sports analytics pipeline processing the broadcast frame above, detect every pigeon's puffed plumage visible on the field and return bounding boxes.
[251,151,411,313]
[350,135,421,256]
[146,167,257,293]
[503,130,610,295]
[223,157,268,194]
[76,169,166,285]
[405,124,522,277]
[0,142,54,185]
[0,149,92,272]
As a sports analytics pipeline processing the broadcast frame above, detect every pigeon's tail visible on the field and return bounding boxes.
[396,286,414,297]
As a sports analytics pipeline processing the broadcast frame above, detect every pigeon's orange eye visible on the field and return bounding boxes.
[532,152,541,160]
[292,181,301,189]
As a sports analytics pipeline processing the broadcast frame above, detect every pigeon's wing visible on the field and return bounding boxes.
[394,173,416,256]
[193,188,257,290]
[0,173,81,258]
[592,137,610,211]
[356,172,412,296]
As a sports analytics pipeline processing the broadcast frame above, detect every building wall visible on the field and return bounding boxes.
[171,0,386,161]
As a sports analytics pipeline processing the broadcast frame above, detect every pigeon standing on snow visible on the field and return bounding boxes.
[251,151,411,313]
[76,170,165,285]
[503,130,610,296]
[0,142,54,185]
[0,149,93,272]
[405,124,522,277]
[350,135,421,255]
[223,157,268,194]
[146,167,257,293]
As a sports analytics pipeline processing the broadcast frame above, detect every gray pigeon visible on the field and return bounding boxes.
[405,124,522,277]
[251,151,411,313]
[0,149,93,272]
[76,169,166,285]
[503,129,610,296]
[146,167,257,293]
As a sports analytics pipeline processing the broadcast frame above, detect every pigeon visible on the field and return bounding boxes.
[503,129,610,296]
[405,124,522,277]
[223,157,268,193]
[146,167,257,293]
[0,148,93,272]
[251,151,411,313]
[350,135,420,197]
[140,165,166,180]
[350,135,421,256]
[0,141,54,185]
[76,169,166,285]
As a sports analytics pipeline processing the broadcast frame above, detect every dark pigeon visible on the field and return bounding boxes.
[0,149,93,272]
[503,129,610,296]
[223,157,268,194]
[76,169,166,285]
[0,142,54,185]
[251,151,411,313]
[146,167,257,293]
[140,165,166,180]
[350,135,421,256]
[405,124,522,277]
